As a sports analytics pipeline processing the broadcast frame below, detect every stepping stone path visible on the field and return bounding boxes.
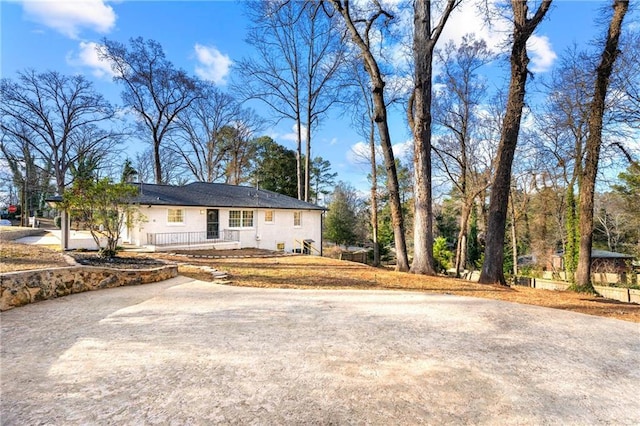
[175,262,230,284]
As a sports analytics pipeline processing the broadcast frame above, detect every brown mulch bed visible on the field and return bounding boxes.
[2,242,639,323]
[70,253,166,269]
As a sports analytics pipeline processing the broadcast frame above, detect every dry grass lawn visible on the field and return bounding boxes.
[2,240,639,323]
[158,253,640,323]
[0,241,70,273]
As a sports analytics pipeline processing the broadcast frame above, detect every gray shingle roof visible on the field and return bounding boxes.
[132,182,325,210]
[591,249,634,259]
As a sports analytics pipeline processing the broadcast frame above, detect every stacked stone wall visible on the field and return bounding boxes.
[0,228,46,242]
[1,265,177,311]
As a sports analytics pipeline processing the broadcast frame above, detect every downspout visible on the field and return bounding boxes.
[320,209,324,257]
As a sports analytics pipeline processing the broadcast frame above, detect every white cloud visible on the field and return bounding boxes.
[66,41,116,79]
[392,139,413,161]
[21,0,116,39]
[435,2,556,74]
[527,35,557,73]
[437,0,510,52]
[347,141,370,165]
[280,123,308,144]
[347,139,413,165]
[194,44,232,85]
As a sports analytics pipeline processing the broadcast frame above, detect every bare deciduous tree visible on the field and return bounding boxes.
[432,34,494,277]
[171,83,243,183]
[328,0,410,271]
[409,0,459,275]
[346,58,381,266]
[0,70,120,195]
[479,0,552,285]
[237,0,344,201]
[575,0,629,290]
[98,37,200,184]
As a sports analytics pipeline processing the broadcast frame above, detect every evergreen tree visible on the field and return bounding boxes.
[324,183,358,248]
[251,137,298,198]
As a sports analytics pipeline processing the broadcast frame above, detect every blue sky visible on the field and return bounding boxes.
[0,0,625,192]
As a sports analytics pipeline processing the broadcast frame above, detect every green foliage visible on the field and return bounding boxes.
[611,162,640,256]
[435,198,459,242]
[503,243,514,279]
[567,283,598,294]
[251,137,298,198]
[433,236,454,273]
[613,162,640,200]
[98,248,117,258]
[323,183,358,247]
[564,186,579,282]
[62,178,142,258]
[375,159,413,203]
[54,216,62,229]
[121,159,138,183]
[308,156,337,204]
[467,208,482,268]
[377,203,395,249]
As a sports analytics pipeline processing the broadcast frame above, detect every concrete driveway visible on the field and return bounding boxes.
[1,276,639,425]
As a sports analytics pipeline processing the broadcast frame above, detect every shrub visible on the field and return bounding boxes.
[54,216,62,229]
[433,237,454,273]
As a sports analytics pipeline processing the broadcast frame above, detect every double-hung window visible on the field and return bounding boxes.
[293,211,302,227]
[167,209,184,224]
[264,210,274,223]
[229,210,254,228]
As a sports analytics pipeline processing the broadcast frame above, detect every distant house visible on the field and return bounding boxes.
[589,250,635,274]
[124,183,325,254]
[549,249,634,274]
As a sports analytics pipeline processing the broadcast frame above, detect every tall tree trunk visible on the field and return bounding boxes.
[369,119,381,267]
[410,0,457,275]
[454,203,471,276]
[305,133,311,202]
[296,113,303,200]
[373,89,409,271]
[305,102,312,202]
[575,0,628,290]
[330,0,409,271]
[509,188,518,277]
[153,138,162,184]
[564,185,579,282]
[479,0,552,285]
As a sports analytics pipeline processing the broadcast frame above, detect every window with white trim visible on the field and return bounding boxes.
[229,210,254,228]
[293,211,302,227]
[242,210,254,227]
[265,210,274,223]
[167,208,184,224]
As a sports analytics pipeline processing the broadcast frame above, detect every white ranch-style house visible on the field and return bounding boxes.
[124,183,324,254]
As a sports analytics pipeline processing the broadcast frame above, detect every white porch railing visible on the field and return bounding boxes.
[146,229,239,247]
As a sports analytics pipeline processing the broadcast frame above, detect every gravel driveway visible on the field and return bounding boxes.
[2,276,639,425]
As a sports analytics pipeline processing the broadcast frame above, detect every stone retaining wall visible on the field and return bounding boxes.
[0,228,46,242]
[593,285,640,304]
[515,276,639,305]
[1,264,178,311]
[533,279,571,291]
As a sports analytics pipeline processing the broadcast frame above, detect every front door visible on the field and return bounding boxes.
[207,209,219,239]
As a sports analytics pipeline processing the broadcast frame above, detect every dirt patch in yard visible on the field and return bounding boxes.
[2,242,639,323]
[153,252,640,323]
